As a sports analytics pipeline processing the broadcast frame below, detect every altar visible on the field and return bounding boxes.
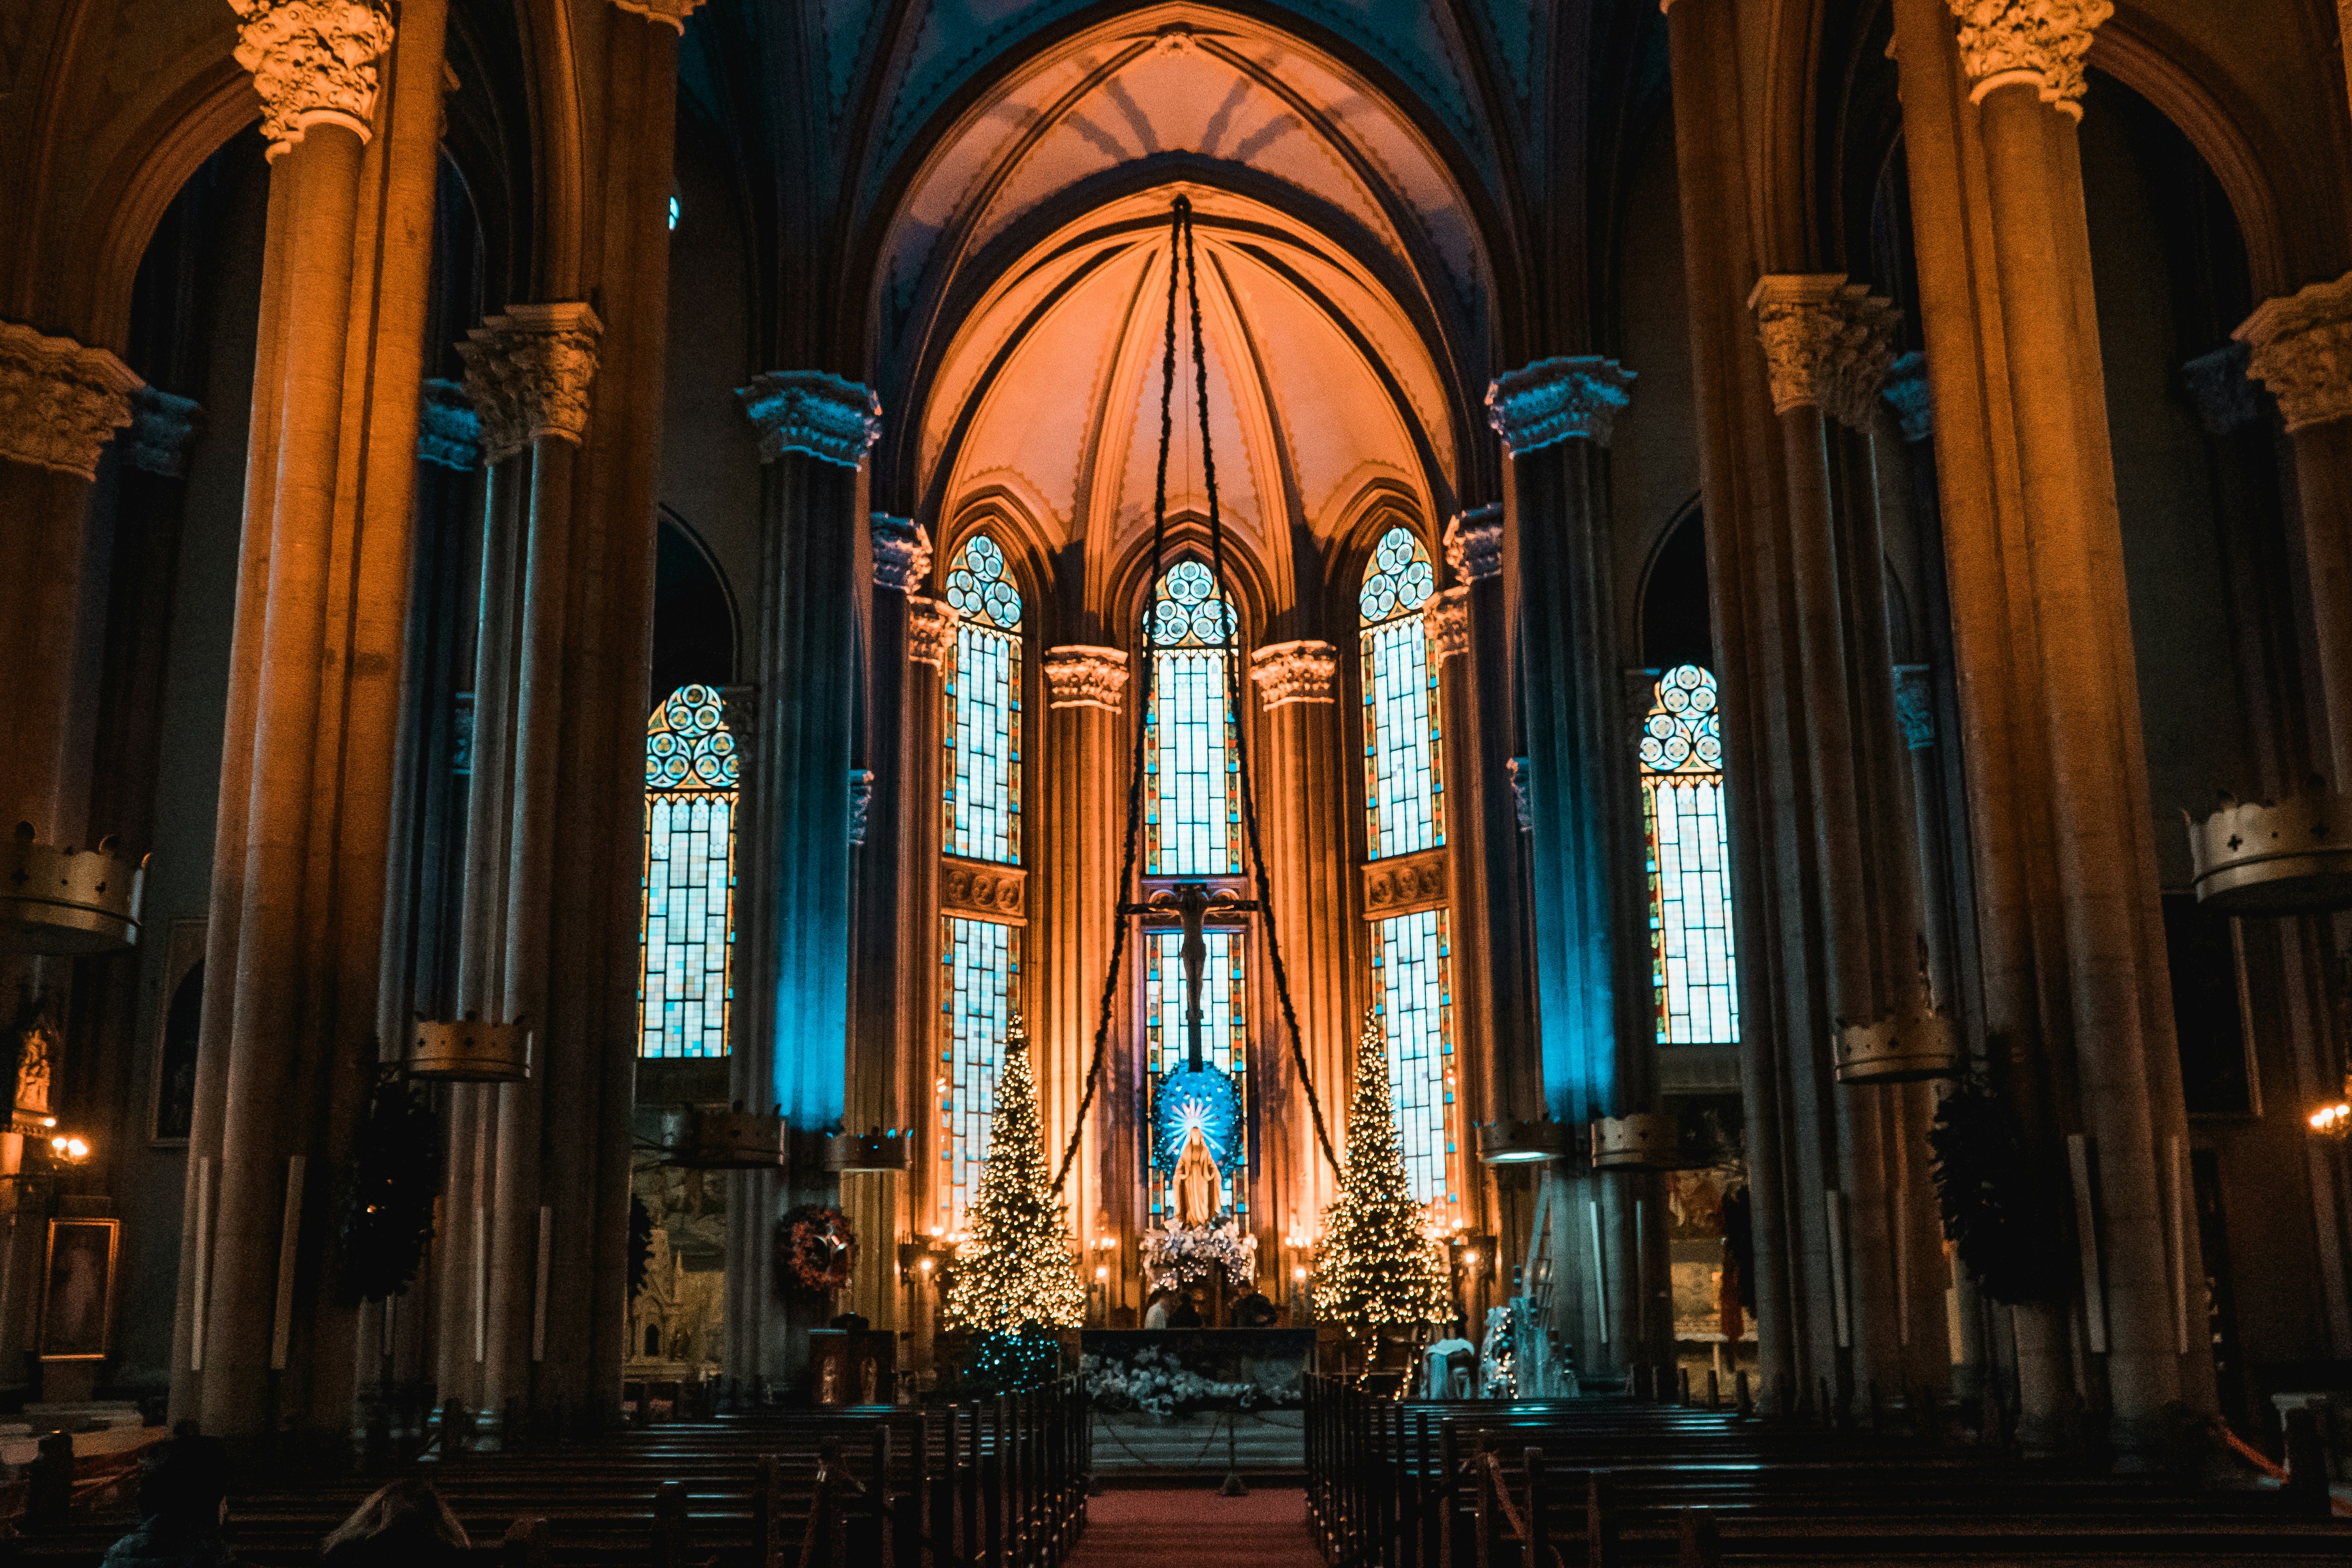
[1078,1328,1317,1414]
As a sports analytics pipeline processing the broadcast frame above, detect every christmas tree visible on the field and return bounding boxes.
[1315,1010,1451,1339]
[944,1016,1086,1336]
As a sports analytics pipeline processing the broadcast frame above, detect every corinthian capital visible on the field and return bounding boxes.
[0,322,142,480]
[1442,505,1503,583]
[227,0,397,158]
[1422,587,1470,668]
[611,0,706,31]
[456,303,602,462]
[906,595,957,669]
[1249,640,1339,709]
[871,515,932,592]
[1484,356,1635,454]
[738,371,883,469]
[1748,275,1902,430]
[1043,646,1131,713]
[2236,272,2352,434]
[1946,0,2112,114]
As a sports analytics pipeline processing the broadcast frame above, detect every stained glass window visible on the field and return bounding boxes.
[943,534,1023,864]
[1359,526,1443,859]
[1144,928,1249,1222]
[1640,665,1739,1044]
[639,685,738,1058]
[1144,560,1240,876]
[939,915,1017,1233]
[1374,908,1455,1206]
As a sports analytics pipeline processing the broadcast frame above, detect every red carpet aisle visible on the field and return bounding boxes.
[1068,1488,1324,1567]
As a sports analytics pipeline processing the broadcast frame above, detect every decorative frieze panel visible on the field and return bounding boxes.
[737,370,883,469]
[1748,275,1901,430]
[941,857,1027,925]
[906,595,957,669]
[1422,587,1470,668]
[1442,505,1503,583]
[1361,849,1448,920]
[2237,272,2352,434]
[0,323,141,480]
[228,0,397,156]
[1043,645,1130,712]
[458,303,603,463]
[871,514,932,592]
[1249,640,1339,708]
[1484,356,1634,454]
[1947,0,2111,111]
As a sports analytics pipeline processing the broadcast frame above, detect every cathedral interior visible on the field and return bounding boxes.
[8,0,2352,1551]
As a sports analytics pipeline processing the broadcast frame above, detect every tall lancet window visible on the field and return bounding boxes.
[1640,665,1739,1044]
[1358,525,1455,1208]
[939,532,1026,1234]
[1145,560,1241,877]
[640,685,739,1058]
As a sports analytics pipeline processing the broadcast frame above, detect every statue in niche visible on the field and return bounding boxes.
[15,1025,52,1120]
[1174,1126,1221,1228]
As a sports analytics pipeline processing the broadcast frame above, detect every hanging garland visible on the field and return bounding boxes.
[774,1204,856,1302]
[1928,1081,2070,1305]
[338,1069,439,1305]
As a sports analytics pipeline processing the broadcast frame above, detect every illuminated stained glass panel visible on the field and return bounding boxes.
[943,534,1024,864]
[939,915,1018,1233]
[1359,526,1443,859]
[639,685,739,1058]
[1143,928,1248,1222]
[1374,907,1455,1207]
[1145,561,1240,876]
[1640,665,1739,1044]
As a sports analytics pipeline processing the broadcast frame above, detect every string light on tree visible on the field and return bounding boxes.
[1314,1010,1451,1348]
[945,1016,1086,1337]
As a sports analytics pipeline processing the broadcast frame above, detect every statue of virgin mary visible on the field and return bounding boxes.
[1173,1125,1222,1228]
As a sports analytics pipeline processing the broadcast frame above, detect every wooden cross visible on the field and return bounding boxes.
[1117,882,1260,1071]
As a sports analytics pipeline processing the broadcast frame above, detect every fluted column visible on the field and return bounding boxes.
[1247,640,1352,1268]
[1485,356,1658,1384]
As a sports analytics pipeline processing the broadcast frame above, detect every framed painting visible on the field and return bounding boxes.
[151,918,206,1144]
[39,1218,119,1361]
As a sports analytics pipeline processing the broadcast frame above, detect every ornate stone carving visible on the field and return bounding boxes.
[1748,274,1902,430]
[1882,351,1934,443]
[125,387,204,477]
[871,514,932,592]
[416,377,480,469]
[1506,756,1533,832]
[610,0,706,31]
[1250,640,1339,708]
[2179,342,2259,436]
[2236,272,2352,434]
[718,684,758,748]
[738,370,883,469]
[941,858,1027,924]
[1423,587,1471,668]
[0,322,140,480]
[228,0,398,157]
[457,303,603,462]
[1361,849,1448,920]
[1043,645,1131,712]
[1484,356,1635,453]
[1892,664,1936,750]
[1946,0,2111,112]
[906,595,957,669]
[848,769,874,847]
[1443,504,1504,583]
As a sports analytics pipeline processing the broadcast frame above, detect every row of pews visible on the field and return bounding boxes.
[1302,1374,2352,1565]
[2,1379,1090,1566]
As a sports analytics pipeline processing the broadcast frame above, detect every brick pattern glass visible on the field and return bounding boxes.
[1359,525,1443,859]
[1143,928,1249,1223]
[943,533,1023,864]
[1640,665,1739,1044]
[1144,560,1240,876]
[939,915,1017,1233]
[1374,907,1456,1208]
[639,685,739,1058]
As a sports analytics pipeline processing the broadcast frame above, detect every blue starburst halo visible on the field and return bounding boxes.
[1151,1064,1245,1176]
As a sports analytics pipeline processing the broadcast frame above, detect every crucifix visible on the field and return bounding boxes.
[1118,882,1260,1071]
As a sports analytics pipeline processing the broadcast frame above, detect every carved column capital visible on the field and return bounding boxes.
[1249,640,1340,708]
[1484,356,1635,453]
[0,322,141,480]
[1042,645,1131,712]
[227,0,398,158]
[1882,352,1934,443]
[848,769,875,846]
[1422,587,1471,668]
[2179,342,2259,436]
[906,595,957,669]
[610,0,706,31]
[871,514,932,592]
[2236,272,2352,434]
[737,370,882,469]
[125,387,205,477]
[1442,504,1504,583]
[1505,756,1533,832]
[416,378,480,468]
[1892,664,1937,749]
[1946,0,2112,115]
[457,303,603,462]
[1747,274,1902,430]
[718,684,758,749]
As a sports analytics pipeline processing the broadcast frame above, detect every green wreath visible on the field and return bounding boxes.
[1928,1082,2070,1305]
[339,1071,439,1304]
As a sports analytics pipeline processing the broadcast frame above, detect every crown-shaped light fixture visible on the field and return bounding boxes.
[825,1126,911,1172]
[407,1012,532,1082]
[661,1102,787,1168]
[1590,1110,1686,1171]
[1,822,145,956]
[1477,1114,1575,1166]
[1833,937,1961,1086]
[2185,780,2352,914]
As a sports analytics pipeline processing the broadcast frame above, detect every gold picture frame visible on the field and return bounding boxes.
[39,1218,119,1361]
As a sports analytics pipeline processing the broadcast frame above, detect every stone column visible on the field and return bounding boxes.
[1246,641,1352,1266]
[1039,646,1129,1303]
[1485,357,1659,1383]
[732,370,881,1391]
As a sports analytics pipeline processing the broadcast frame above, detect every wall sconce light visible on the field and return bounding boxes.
[48,1134,89,1163]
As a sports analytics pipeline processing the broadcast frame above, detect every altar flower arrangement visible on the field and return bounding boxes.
[1081,1345,1292,1417]
[1141,1217,1258,1293]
